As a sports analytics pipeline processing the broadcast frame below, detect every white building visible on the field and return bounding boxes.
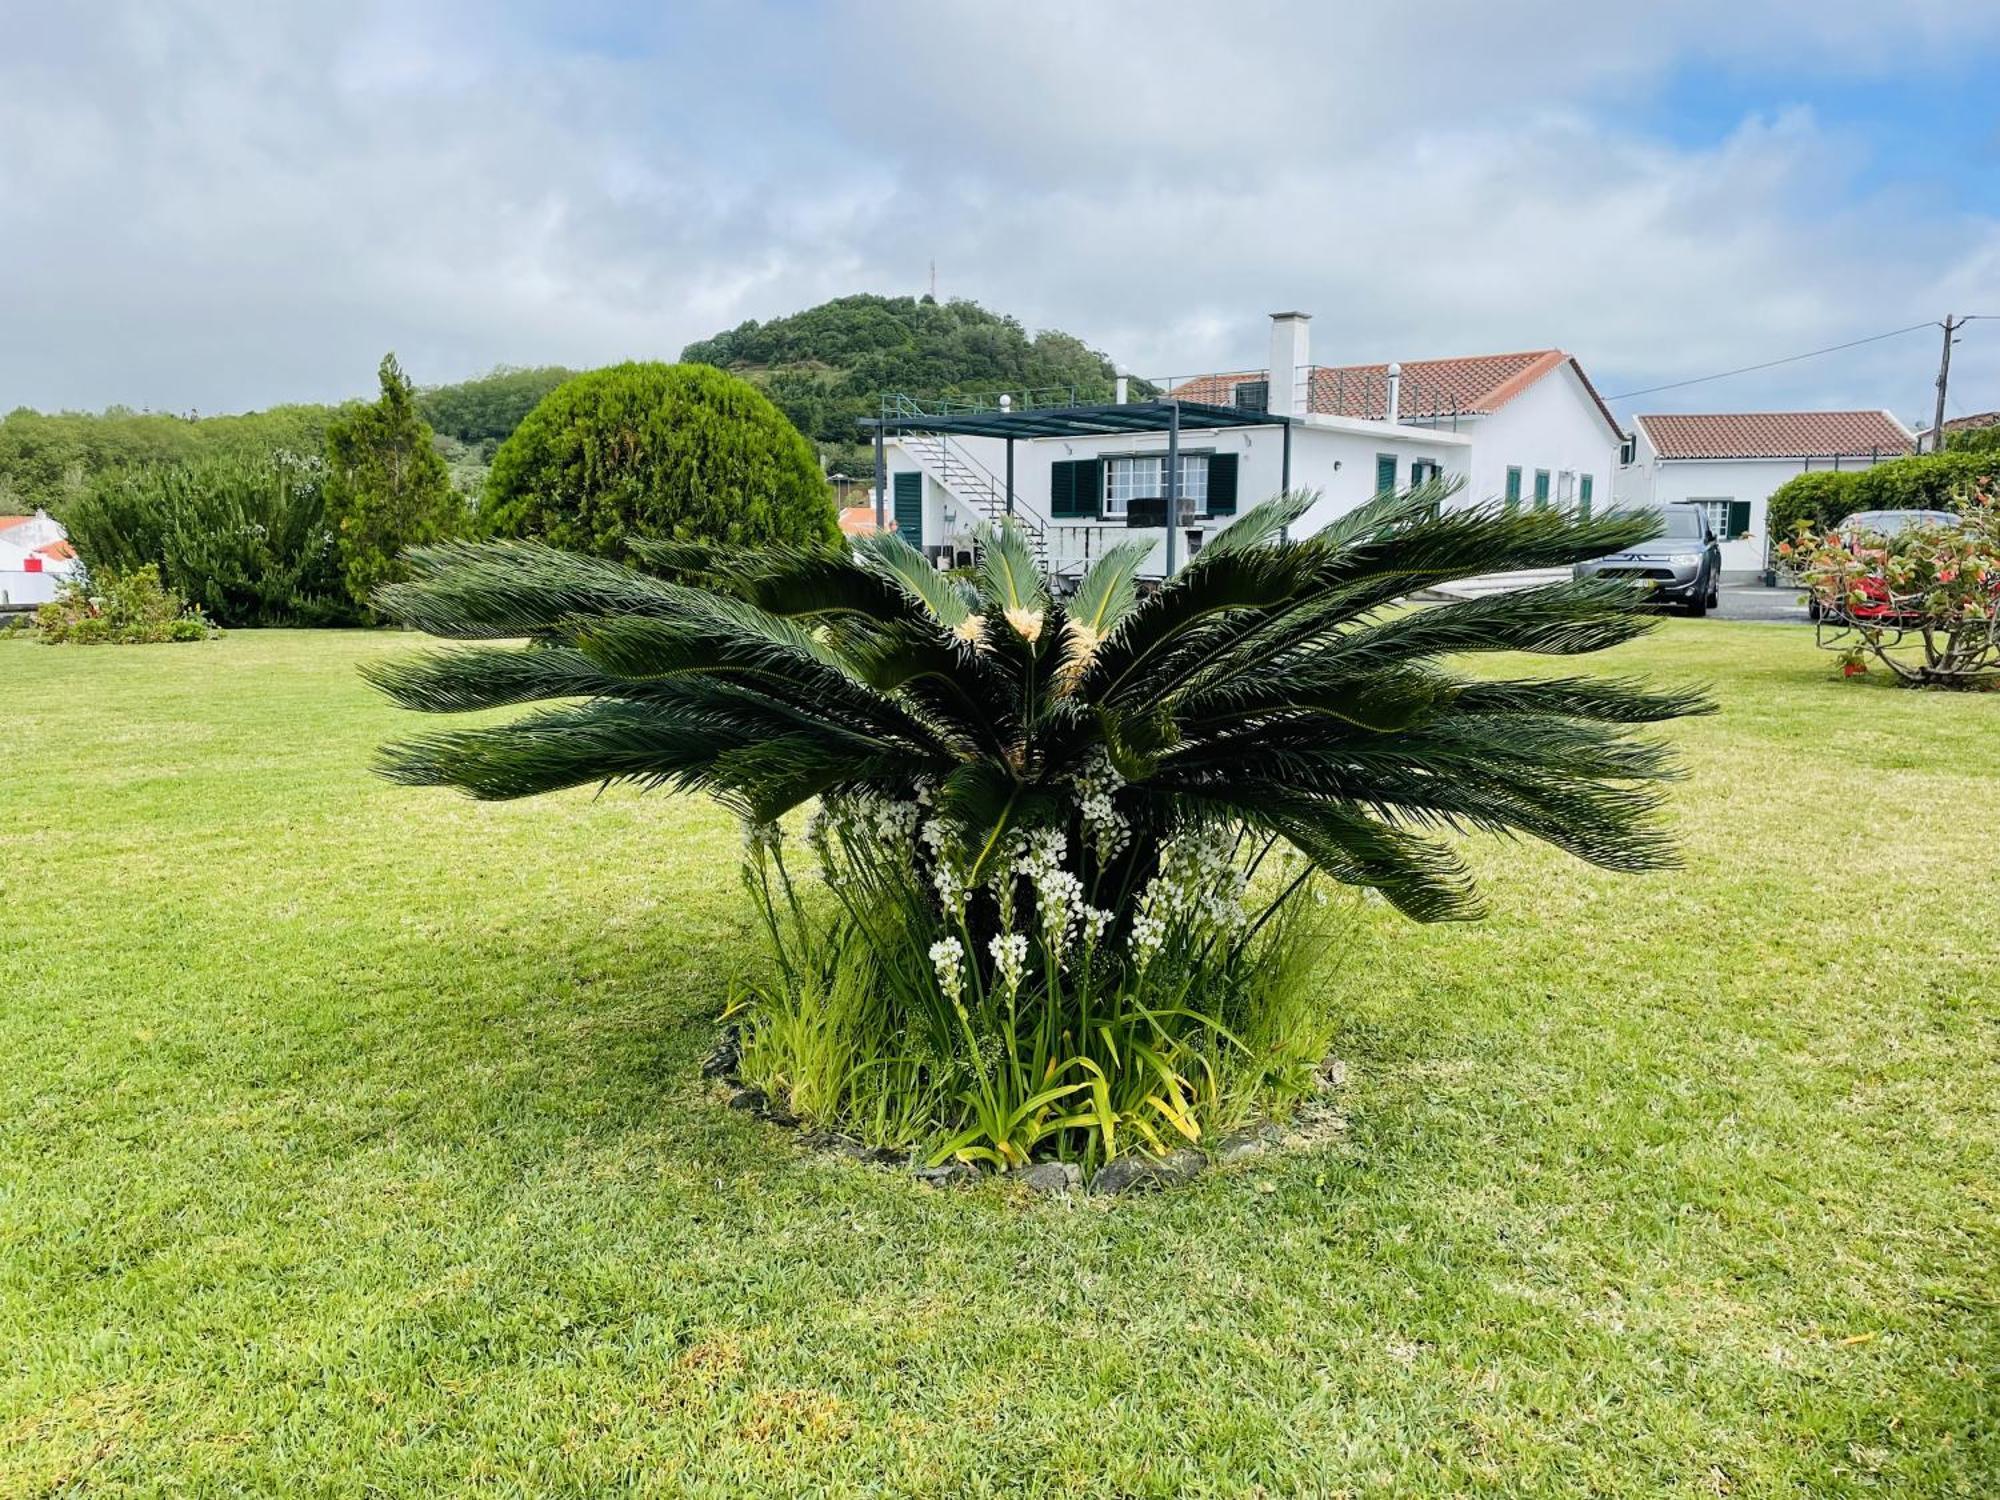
[0,510,80,608]
[1614,411,1914,577]
[869,311,1625,589]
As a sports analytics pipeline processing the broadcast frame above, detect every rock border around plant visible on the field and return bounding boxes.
[704,1026,1338,1197]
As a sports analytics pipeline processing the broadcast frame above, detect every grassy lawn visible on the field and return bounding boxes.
[2,623,1994,1497]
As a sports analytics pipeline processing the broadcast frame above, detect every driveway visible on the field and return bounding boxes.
[1713,583,1807,624]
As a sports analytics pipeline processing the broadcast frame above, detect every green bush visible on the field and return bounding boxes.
[325,355,464,610]
[1766,470,1861,543]
[1847,451,2000,514]
[58,453,358,627]
[481,362,838,559]
[34,565,215,645]
[368,488,1709,1172]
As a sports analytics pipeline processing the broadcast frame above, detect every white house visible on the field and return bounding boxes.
[0,511,81,608]
[869,311,1624,590]
[1613,411,1914,577]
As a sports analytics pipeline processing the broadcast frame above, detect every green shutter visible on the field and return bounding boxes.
[1505,467,1522,510]
[1533,470,1550,510]
[1578,474,1593,520]
[1049,460,1079,518]
[1727,500,1751,537]
[1207,453,1239,515]
[892,470,923,547]
[1078,459,1103,519]
[1375,453,1397,494]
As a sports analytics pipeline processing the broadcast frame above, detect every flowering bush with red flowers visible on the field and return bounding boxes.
[1779,476,2000,689]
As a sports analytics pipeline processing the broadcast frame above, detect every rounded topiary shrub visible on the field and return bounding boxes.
[481,362,838,557]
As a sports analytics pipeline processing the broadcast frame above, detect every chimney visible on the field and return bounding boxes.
[1385,362,1401,425]
[1267,311,1311,417]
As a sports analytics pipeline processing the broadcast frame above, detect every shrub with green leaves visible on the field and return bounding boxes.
[480,362,838,558]
[1766,470,1861,554]
[325,355,464,610]
[367,486,1708,1168]
[1783,475,2000,689]
[58,452,357,627]
[34,565,214,645]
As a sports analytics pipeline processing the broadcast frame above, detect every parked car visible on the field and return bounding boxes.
[1806,509,1960,621]
[1572,502,1721,616]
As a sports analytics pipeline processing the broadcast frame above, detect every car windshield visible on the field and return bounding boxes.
[1839,510,1956,537]
[1661,508,1705,539]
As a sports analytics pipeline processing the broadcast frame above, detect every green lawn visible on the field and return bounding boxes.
[2,625,1994,1498]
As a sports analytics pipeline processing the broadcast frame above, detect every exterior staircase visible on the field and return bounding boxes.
[896,432,1051,572]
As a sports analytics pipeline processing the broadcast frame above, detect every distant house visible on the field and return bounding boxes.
[1921,410,2000,450]
[1614,411,1915,576]
[867,310,1623,591]
[0,511,81,609]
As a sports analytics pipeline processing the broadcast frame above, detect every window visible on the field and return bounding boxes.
[1578,473,1594,520]
[1375,453,1397,494]
[1103,456,1156,518]
[1103,453,1209,518]
[1691,498,1751,538]
[1557,470,1575,505]
[1504,466,1522,509]
[1691,498,1731,538]
[1533,469,1551,510]
[1410,459,1440,486]
[1619,435,1636,466]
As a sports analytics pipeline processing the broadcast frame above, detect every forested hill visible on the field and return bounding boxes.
[680,294,1122,470]
[0,365,576,513]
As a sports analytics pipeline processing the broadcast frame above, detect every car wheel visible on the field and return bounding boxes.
[1706,574,1720,608]
[1684,590,1708,618]
[1808,598,1822,622]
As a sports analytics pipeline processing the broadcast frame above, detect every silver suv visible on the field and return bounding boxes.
[1573,503,1722,617]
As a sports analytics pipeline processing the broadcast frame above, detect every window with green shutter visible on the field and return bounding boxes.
[1727,499,1752,537]
[1504,466,1522,510]
[892,470,923,546]
[1048,459,1103,519]
[1375,453,1397,494]
[1533,470,1550,510]
[1578,474,1593,520]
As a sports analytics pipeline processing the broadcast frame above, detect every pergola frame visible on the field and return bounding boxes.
[860,398,1297,576]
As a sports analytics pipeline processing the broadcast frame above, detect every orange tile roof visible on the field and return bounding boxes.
[1637,411,1913,460]
[33,539,76,560]
[1309,350,1570,420]
[0,516,32,532]
[837,503,885,536]
[1171,349,1621,436]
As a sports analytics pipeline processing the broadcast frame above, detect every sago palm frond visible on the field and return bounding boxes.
[372,488,1711,922]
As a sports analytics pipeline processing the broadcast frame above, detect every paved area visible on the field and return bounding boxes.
[1713,583,1808,623]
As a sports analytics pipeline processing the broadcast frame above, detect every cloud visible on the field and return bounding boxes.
[0,0,1993,423]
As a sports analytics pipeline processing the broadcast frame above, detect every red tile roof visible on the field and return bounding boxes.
[0,516,32,532]
[1636,411,1913,461]
[837,504,885,536]
[1171,349,1621,437]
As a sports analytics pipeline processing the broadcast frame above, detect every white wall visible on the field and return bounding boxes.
[886,417,1468,575]
[1459,363,1621,515]
[1621,444,1903,575]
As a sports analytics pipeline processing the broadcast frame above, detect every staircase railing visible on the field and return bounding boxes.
[896,432,1050,569]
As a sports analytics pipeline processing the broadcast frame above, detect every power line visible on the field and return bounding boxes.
[1605,321,1938,402]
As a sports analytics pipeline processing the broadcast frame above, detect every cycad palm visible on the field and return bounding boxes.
[370,485,1706,928]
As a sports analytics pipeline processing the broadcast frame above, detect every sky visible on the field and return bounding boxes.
[2,0,1997,429]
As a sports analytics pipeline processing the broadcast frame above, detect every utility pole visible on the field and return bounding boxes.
[1930,314,1964,452]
